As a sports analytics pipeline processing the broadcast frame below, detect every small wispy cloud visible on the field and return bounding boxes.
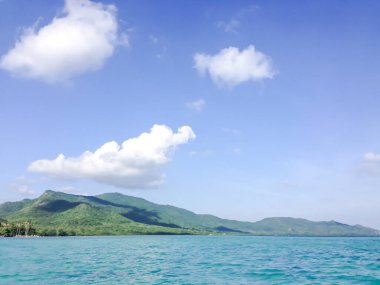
[232,147,242,155]
[148,34,166,59]
[217,5,259,33]
[54,186,89,196]
[194,45,276,87]
[55,186,76,193]
[186,99,206,112]
[362,152,380,175]
[217,18,240,33]
[221,127,241,136]
[149,34,158,44]
[364,152,380,161]
[10,176,36,195]
[237,5,260,18]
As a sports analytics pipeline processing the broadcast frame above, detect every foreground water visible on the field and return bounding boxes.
[0,236,379,284]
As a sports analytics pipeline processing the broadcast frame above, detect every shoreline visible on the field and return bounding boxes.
[1,234,379,238]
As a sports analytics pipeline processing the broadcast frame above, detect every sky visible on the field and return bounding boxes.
[1,0,380,229]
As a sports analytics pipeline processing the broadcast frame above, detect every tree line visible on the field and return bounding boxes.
[0,218,81,236]
[0,218,37,237]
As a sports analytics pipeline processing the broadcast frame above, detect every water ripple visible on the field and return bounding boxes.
[0,236,379,284]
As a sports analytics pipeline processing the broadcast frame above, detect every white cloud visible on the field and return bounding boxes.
[364,152,380,161]
[0,0,125,83]
[28,124,196,189]
[186,99,206,112]
[194,45,276,87]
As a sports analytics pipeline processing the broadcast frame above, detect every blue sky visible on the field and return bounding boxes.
[1,0,380,229]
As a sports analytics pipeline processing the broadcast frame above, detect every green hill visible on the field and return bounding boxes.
[0,190,379,236]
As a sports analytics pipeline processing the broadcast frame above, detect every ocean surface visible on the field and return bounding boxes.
[0,236,379,284]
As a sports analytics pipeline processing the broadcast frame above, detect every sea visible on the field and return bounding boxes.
[0,236,379,284]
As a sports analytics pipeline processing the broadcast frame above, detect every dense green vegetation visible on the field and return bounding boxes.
[0,218,37,237]
[0,190,379,237]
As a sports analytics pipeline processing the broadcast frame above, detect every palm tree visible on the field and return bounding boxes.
[15,222,22,236]
[24,221,32,237]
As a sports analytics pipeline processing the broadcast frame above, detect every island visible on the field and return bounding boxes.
[1,190,379,237]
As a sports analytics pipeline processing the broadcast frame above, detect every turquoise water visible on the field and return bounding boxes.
[0,236,379,284]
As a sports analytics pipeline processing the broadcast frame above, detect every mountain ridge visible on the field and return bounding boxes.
[0,190,378,237]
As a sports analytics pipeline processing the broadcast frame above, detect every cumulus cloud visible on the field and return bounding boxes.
[28,125,196,189]
[364,152,380,161]
[186,99,206,112]
[194,45,276,87]
[0,0,125,83]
